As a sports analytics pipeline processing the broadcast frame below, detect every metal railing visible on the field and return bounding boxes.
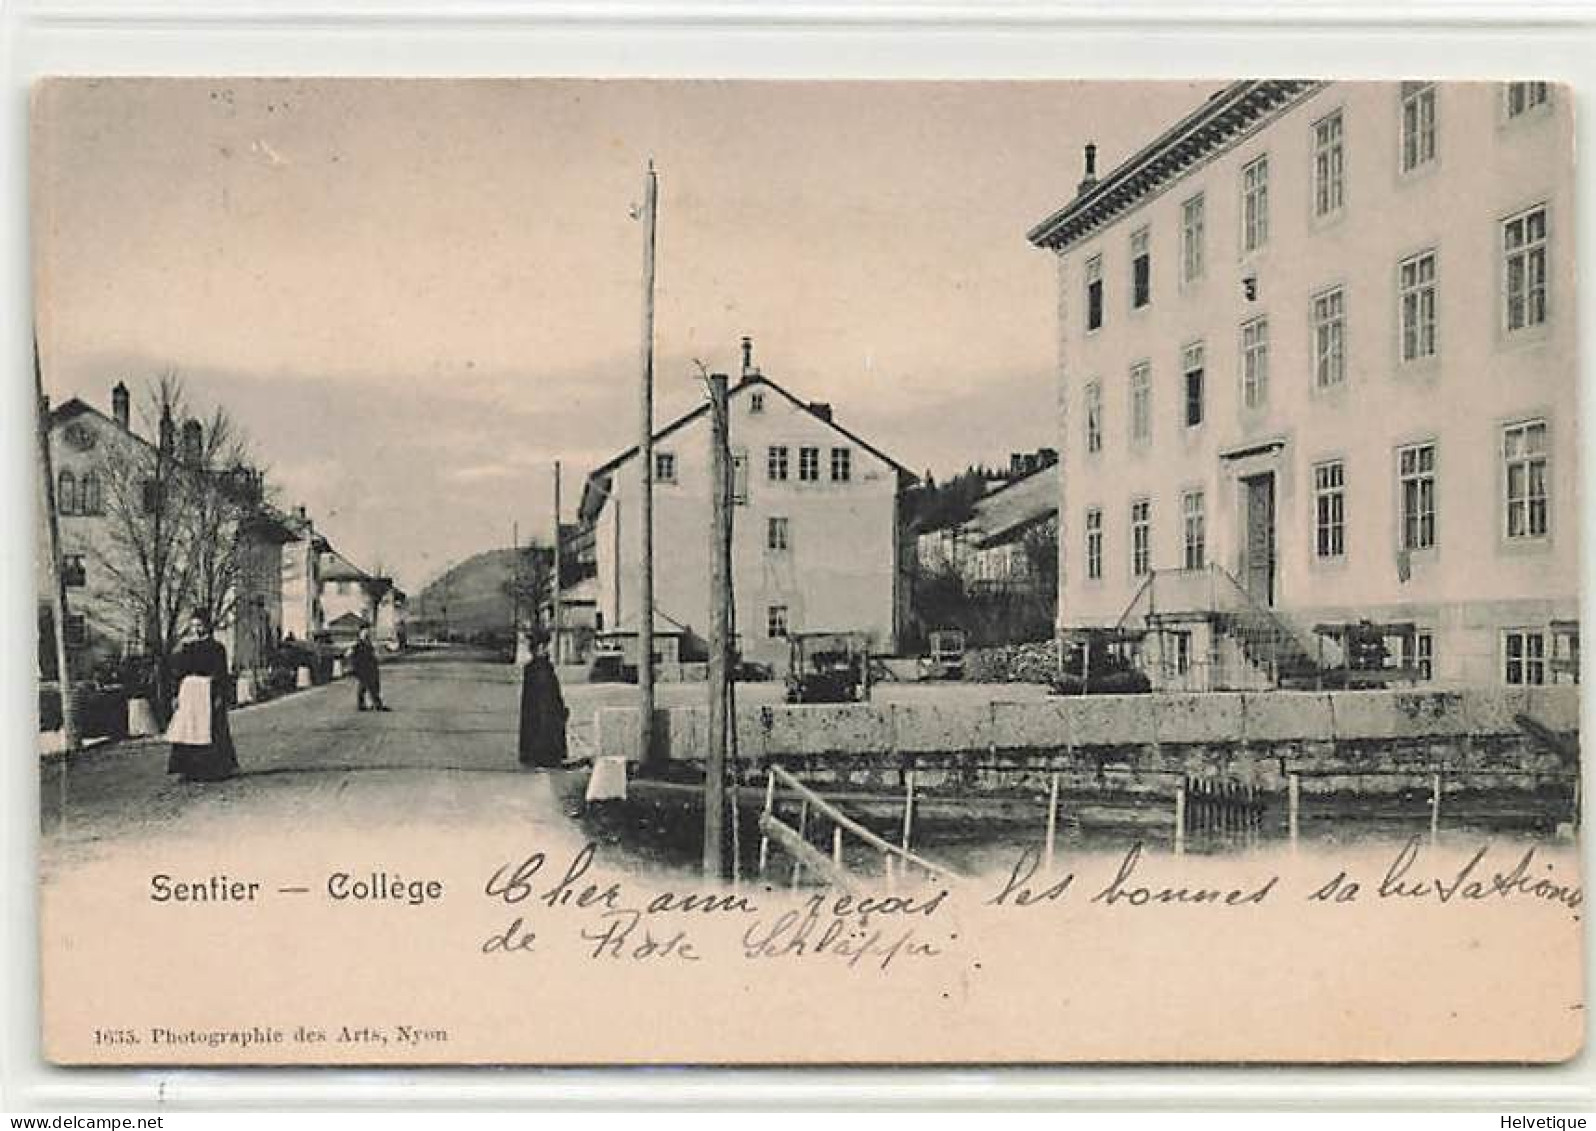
[1113,565,1318,690]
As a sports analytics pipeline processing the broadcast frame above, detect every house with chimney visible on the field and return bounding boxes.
[38,381,294,679]
[1028,81,1576,688]
[916,452,1060,594]
[576,340,916,675]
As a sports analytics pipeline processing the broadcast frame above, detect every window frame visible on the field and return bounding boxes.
[1504,81,1550,121]
[1398,248,1439,364]
[829,446,852,483]
[1240,315,1270,411]
[1502,202,1549,335]
[1503,627,1548,686]
[766,604,790,640]
[1313,459,1347,561]
[653,451,677,484]
[1502,418,1550,542]
[1400,81,1437,174]
[1129,361,1152,446]
[798,446,821,483]
[1085,506,1103,582]
[1182,342,1206,429]
[766,445,790,482]
[767,515,791,553]
[1181,490,1206,571]
[1084,380,1103,455]
[62,553,87,588]
[1130,225,1152,310]
[1084,253,1104,332]
[57,470,77,516]
[1397,440,1438,553]
[1311,285,1346,390]
[1241,155,1270,254]
[1180,193,1205,286]
[1311,108,1346,220]
[1130,497,1151,578]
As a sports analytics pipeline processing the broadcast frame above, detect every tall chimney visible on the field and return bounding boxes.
[158,406,175,453]
[1077,142,1099,197]
[181,418,203,465]
[740,336,754,380]
[111,381,130,429]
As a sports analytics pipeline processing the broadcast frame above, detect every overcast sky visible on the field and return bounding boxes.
[32,77,1210,591]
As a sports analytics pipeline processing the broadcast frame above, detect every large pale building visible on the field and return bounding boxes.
[39,384,295,678]
[578,359,915,674]
[1028,80,1576,689]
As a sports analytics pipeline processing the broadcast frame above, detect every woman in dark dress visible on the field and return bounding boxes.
[518,632,569,768]
[167,612,239,782]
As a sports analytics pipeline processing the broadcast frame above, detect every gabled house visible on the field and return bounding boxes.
[38,382,293,678]
[577,356,916,674]
[918,459,1059,593]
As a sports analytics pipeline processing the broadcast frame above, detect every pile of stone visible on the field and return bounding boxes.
[963,639,1059,685]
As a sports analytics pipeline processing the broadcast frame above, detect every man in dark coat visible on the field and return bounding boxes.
[350,627,386,711]
[518,632,568,768]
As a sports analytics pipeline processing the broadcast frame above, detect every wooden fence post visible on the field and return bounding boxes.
[900,768,916,857]
[1174,782,1186,856]
[1044,772,1061,872]
[790,799,809,890]
[1430,772,1442,846]
[1288,772,1300,850]
[757,770,775,879]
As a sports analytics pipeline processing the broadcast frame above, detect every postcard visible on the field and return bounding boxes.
[32,77,1582,1065]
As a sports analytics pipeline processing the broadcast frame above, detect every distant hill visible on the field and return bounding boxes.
[408,546,549,640]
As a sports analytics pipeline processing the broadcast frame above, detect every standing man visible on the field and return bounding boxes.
[350,627,386,712]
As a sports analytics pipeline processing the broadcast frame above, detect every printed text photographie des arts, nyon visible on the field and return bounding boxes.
[32,77,1581,1066]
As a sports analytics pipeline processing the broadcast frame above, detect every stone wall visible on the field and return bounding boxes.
[593,686,1579,800]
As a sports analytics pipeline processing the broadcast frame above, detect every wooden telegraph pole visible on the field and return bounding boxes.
[637,160,659,771]
[34,333,80,752]
[552,461,563,665]
[704,373,731,879]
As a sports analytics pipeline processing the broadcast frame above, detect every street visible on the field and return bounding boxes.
[40,649,591,876]
[40,649,1055,877]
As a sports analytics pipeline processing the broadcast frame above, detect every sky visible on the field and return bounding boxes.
[31,77,1210,592]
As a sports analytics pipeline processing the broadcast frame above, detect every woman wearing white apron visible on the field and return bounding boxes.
[166,612,238,781]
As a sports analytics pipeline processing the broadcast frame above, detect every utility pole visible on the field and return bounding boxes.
[34,333,79,752]
[552,461,563,666]
[511,520,522,662]
[704,373,730,879]
[637,159,659,771]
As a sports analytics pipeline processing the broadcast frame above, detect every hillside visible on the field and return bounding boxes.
[408,546,550,640]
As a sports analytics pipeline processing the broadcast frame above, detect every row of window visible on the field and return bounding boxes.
[1081,81,1551,331]
[1081,204,1548,453]
[56,470,104,516]
[652,445,854,485]
[1082,418,1550,584]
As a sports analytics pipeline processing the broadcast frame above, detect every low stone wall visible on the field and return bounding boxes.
[592,686,1580,798]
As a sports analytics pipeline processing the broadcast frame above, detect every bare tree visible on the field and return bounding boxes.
[181,403,260,634]
[503,541,554,635]
[92,373,263,716]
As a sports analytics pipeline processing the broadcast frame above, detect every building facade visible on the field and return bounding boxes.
[1029,80,1576,688]
[578,370,914,673]
[916,461,1059,593]
[39,385,292,678]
